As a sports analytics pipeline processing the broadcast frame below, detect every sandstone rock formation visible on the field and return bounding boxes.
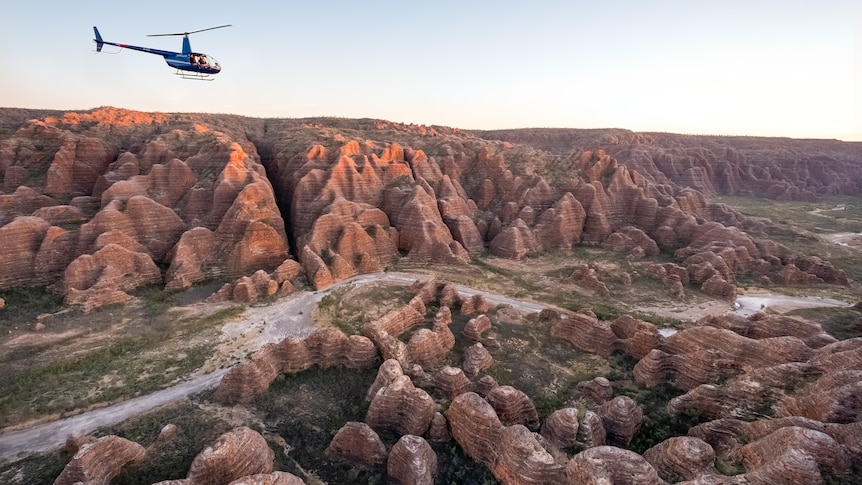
[575,376,614,406]
[633,325,813,391]
[643,436,717,483]
[492,425,567,484]
[540,408,581,450]
[596,396,644,447]
[550,310,659,359]
[427,412,451,443]
[185,427,274,485]
[387,434,438,485]
[326,421,388,468]
[461,293,491,316]
[0,108,853,314]
[575,411,607,449]
[463,314,492,342]
[733,426,851,484]
[53,435,146,485]
[565,445,664,485]
[366,374,436,436]
[214,326,378,404]
[405,311,455,367]
[446,392,504,468]
[462,342,493,377]
[433,365,473,400]
[485,385,540,430]
[227,472,306,485]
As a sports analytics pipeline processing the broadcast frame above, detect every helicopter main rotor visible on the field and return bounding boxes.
[147,24,232,38]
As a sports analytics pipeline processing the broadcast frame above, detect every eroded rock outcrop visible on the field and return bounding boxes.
[227,472,306,485]
[565,445,664,485]
[326,421,388,469]
[446,392,504,468]
[366,374,436,436]
[540,408,581,450]
[485,385,540,430]
[462,342,494,377]
[214,327,378,404]
[53,435,146,485]
[387,434,437,485]
[492,425,567,485]
[185,427,274,485]
[550,310,659,359]
[643,436,717,483]
[596,396,644,447]
[433,366,473,400]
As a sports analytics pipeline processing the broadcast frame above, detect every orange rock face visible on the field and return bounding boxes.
[1,108,853,312]
[596,396,644,447]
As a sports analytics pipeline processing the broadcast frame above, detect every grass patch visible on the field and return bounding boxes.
[0,287,64,325]
[253,365,382,484]
[786,307,862,340]
[0,305,243,428]
[0,450,71,485]
[0,336,210,427]
[130,284,179,318]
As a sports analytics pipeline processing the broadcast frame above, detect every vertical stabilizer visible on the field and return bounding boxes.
[181,35,192,55]
[93,26,104,52]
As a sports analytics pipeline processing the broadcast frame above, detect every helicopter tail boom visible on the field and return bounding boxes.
[93,26,104,52]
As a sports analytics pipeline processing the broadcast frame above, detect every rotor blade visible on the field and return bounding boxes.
[187,24,232,35]
[147,24,232,37]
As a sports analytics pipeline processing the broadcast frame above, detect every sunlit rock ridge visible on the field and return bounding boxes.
[0,107,856,310]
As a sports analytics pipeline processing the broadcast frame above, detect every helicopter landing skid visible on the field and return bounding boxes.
[174,70,214,81]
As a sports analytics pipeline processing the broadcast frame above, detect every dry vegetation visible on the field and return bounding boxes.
[1,195,861,483]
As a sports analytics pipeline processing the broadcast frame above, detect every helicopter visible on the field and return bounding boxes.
[93,25,231,80]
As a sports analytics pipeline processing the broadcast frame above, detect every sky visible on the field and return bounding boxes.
[1,1,860,140]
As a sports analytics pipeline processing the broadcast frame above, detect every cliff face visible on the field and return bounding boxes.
[0,108,854,309]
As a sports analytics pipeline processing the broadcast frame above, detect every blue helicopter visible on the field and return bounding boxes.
[93,25,231,80]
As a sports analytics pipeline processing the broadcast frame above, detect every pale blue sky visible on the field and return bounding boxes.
[1,1,860,140]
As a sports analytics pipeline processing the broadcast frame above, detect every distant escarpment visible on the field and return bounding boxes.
[0,108,853,309]
[478,128,862,200]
